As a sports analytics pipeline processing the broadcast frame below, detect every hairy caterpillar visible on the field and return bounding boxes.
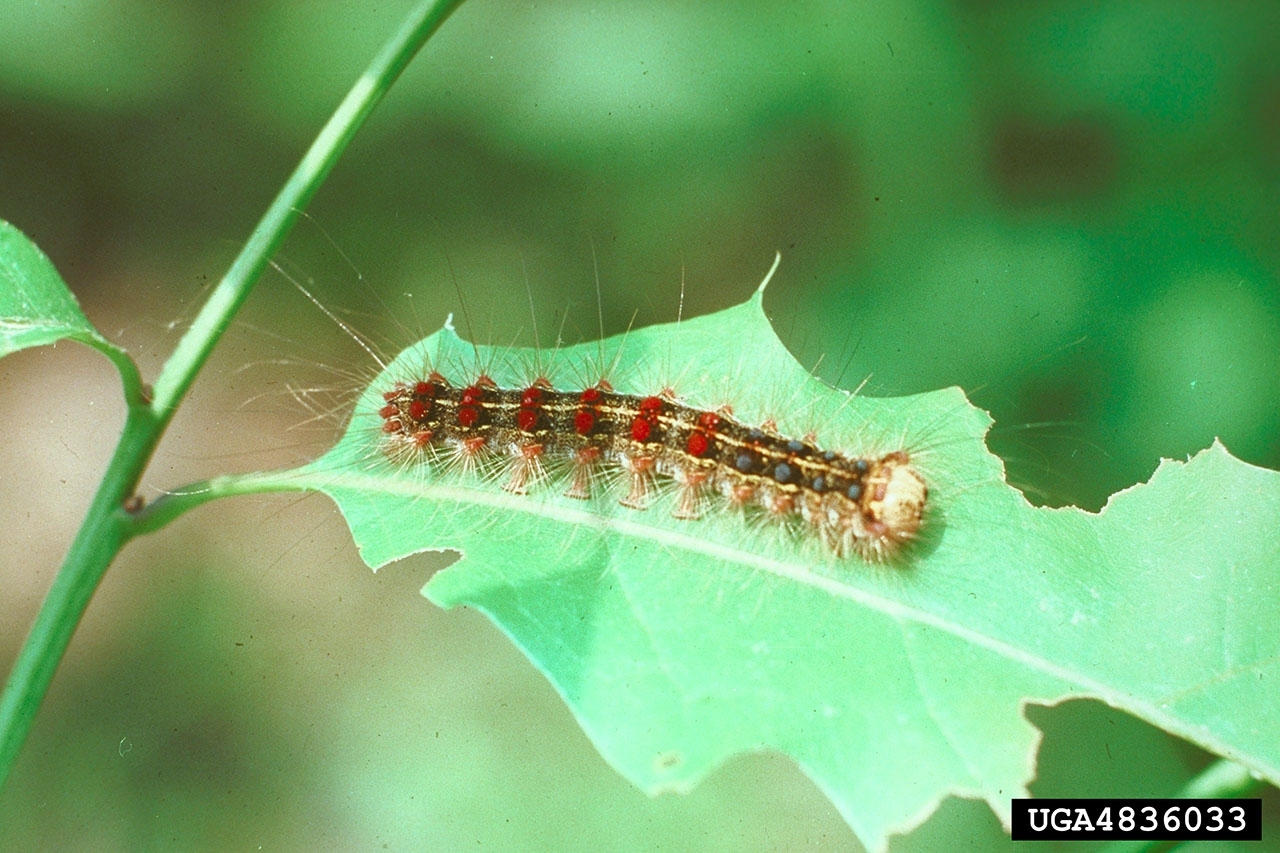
[337,254,938,564]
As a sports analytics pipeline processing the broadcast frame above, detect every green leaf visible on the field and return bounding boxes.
[0,219,112,358]
[284,276,1279,851]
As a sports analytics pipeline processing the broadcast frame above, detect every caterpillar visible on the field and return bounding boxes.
[357,253,932,563]
[377,371,927,561]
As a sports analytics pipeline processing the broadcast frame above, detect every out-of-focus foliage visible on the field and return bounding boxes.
[1,0,1277,849]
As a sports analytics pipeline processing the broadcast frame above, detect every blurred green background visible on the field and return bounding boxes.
[1,0,1277,849]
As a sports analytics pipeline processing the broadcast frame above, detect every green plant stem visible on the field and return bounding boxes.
[1176,758,1261,799]
[1096,758,1261,853]
[130,473,300,535]
[71,331,145,402]
[0,0,468,790]
[149,0,466,418]
[0,406,147,773]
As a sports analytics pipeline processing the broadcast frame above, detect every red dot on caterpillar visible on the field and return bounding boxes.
[573,409,598,436]
[516,384,546,433]
[685,431,710,458]
[573,386,606,436]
